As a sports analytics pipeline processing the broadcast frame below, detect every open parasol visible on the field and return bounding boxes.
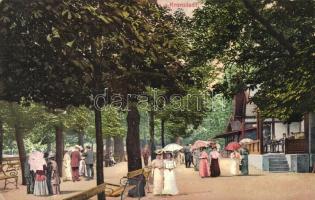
[192,140,209,150]
[224,142,241,151]
[163,143,183,152]
[239,138,253,144]
[28,151,46,171]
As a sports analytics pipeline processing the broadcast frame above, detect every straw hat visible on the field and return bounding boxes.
[48,152,55,159]
[155,149,163,154]
[75,145,83,150]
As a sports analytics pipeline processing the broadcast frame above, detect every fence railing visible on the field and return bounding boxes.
[285,139,308,154]
[246,140,260,154]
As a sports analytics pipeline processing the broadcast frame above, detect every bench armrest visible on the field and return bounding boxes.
[1,165,18,177]
[120,177,128,186]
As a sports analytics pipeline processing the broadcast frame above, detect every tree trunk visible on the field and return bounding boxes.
[94,109,105,200]
[114,136,124,162]
[0,120,3,164]
[161,119,165,147]
[78,132,84,147]
[55,125,64,176]
[14,125,26,185]
[105,137,112,155]
[126,104,142,171]
[126,103,145,197]
[92,41,105,200]
[149,109,156,160]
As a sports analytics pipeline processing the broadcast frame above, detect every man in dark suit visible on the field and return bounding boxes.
[71,145,81,181]
[84,146,94,180]
[184,144,192,168]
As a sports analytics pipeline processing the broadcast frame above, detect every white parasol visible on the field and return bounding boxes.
[163,143,183,152]
[28,151,46,171]
[239,138,253,144]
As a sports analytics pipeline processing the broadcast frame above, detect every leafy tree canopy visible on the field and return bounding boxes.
[192,0,315,121]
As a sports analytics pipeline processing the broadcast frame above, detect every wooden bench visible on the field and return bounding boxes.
[63,168,150,200]
[0,164,18,190]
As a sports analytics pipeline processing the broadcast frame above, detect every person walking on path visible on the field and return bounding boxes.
[25,155,35,194]
[84,146,94,180]
[62,149,72,181]
[70,145,81,182]
[31,151,49,196]
[79,147,87,177]
[199,148,210,178]
[210,147,221,177]
[162,153,179,196]
[184,144,192,168]
[230,150,241,176]
[44,152,53,195]
[48,152,61,195]
[150,149,164,195]
[239,145,249,175]
[193,149,200,171]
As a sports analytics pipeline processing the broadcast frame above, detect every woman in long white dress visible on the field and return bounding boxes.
[230,150,241,176]
[150,150,164,195]
[62,150,72,181]
[162,153,178,195]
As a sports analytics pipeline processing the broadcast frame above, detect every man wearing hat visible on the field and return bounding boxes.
[71,145,81,181]
[48,152,61,195]
[85,146,94,180]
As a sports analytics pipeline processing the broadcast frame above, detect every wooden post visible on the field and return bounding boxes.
[272,118,275,139]
[304,113,309,152]
[257,110,264,154]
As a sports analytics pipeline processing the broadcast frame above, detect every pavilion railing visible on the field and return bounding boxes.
[245,140,260,154]
[285,138,308,154]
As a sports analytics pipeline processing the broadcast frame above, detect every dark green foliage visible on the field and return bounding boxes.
[192,0,315,121]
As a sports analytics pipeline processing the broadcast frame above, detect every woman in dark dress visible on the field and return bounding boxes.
[239,145,249,175]
[25,156,35,194]
[44,152,53,195]
[209,147,221,177]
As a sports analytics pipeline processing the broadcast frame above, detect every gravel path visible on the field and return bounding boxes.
[1,161,315,200]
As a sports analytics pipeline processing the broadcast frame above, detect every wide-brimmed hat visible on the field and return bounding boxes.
[155,149,163,154]
[48,152,55,158]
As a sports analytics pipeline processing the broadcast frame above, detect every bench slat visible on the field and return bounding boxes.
[63,168,148,200]
[109,185,136,197]
[127,169,143,178]
[63,183,107,200]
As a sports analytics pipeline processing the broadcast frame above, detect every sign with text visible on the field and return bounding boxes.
[157,0,202,17]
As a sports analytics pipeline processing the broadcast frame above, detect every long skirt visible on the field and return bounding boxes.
[79,160,87,177]
[210,158,221,177]
[153,168,163,195]
[34,171,49,196]
[63,164,72,181]
[199,159,210,177]
[240,158,249,175]
[194,157,199,171]
[162,169,178,195]
[51,183,61,195]
[230,159,240,176]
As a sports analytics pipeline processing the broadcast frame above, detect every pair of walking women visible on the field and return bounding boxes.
[199,147,221,178]
[150,150,179,196]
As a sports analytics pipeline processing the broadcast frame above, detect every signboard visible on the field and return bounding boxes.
[157,0,202,16]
